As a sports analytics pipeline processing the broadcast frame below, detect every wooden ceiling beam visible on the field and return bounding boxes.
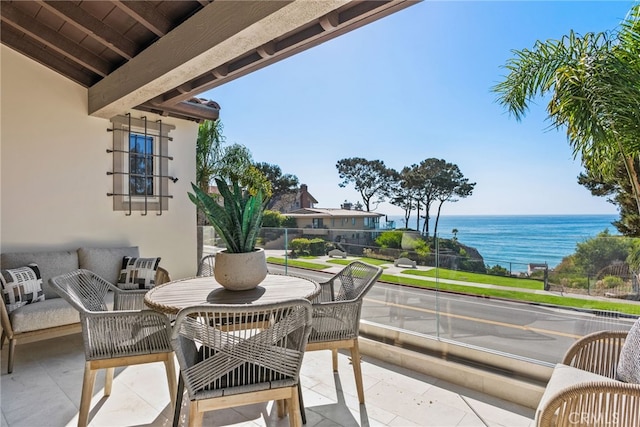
[0,2,111,76]
[112,0,172,37]
[90,0,335,118]
[37,0,137,60]
[1,25,96,87]
[89,0,417,119]
[154,0,415,107]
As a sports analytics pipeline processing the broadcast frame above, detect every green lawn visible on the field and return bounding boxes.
[267,256,639,315]
[402,268,543,290]
[266,257,331,270]
[379,274,639,314]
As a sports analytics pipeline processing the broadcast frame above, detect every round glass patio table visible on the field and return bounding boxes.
[144,274,320,315]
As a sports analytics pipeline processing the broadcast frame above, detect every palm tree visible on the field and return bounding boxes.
[195,119,225,264]
[493,4,640,214]
[196,119,225,192]
[194,120,272,264]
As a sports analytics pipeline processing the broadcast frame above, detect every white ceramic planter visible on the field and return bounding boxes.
[214,248,268,291]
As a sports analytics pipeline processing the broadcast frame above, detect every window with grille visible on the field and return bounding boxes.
[108,115,175,215]
[129,133,154,196]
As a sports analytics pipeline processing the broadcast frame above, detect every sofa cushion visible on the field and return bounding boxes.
[1,250,78,299]
[1,264,45,313]
[616,318,640,383]
[10,292,115,333]
[78,246,139,285]
[117,257,161,290]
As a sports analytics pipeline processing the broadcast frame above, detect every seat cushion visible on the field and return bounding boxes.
[78,246,139,285]
[1,250,78,299]
[616,318,640,383]
[10,292,115,333]
[535,364,618,423]
[0,264,45,313]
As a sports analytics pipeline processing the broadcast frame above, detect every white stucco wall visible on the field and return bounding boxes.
[0,45,199,279]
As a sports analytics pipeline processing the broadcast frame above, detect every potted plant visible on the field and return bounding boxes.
[189,177,269,290]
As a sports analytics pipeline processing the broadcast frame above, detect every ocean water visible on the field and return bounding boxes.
[386,214,619,271]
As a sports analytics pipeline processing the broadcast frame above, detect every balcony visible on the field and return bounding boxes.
[0,333,534,426]
[2,227,638,426]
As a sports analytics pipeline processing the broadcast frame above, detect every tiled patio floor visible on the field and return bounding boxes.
[1,334,534,426]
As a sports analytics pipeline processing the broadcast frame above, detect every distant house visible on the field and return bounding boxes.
[286,201,385,250]
[287,206,383,231]
[271,184,318,213]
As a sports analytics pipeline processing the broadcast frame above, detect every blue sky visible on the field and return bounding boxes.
[203,1,635,216]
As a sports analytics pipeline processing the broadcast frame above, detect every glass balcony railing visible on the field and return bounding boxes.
[200,226,640,368]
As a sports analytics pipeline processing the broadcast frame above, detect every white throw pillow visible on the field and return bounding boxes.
[616,317,640,383]
[1,264,45,313]
[117,256,161,290]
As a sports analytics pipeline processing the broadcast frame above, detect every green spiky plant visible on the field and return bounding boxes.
[189,177,269,253]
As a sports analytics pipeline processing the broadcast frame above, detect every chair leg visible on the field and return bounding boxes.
[350,341,365,404]
[297,382,307,424]
[331,348,338,372]
[172,374,184,427]
[1,330,6,349]
[78,362,97,427]
[104,367,115,396]
[7,338,16,374]
[188,401,203,427]
[288,388,302,427]
[164,355,178,410]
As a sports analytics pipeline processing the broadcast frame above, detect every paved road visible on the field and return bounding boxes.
[267,264,636,364]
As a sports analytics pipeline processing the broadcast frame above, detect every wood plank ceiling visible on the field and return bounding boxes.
[1,0,417,122]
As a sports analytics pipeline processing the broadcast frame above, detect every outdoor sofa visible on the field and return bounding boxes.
[0,246,169,374]
[534,319,640,426]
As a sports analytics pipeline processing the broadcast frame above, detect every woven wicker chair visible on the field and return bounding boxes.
[196,254,216,277]
[538,381,640,426]
[561,330,628,379]
[305,261,382,404]
[171,300,312,427]
[537,327,639,426]
[50,269,177,427]
[0,266,170,374]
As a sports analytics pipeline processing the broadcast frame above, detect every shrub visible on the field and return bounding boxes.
[574,230,633,275]
[282,216,297,228]
[309,238,326,256]
[599,275,625,289]
[290,238,310,255]
[487,264,509,276]
[375,231,403,248]
[413,239,431,257]
[262,210,297,229]
[558,276,589,289]
[262,210,284,227]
